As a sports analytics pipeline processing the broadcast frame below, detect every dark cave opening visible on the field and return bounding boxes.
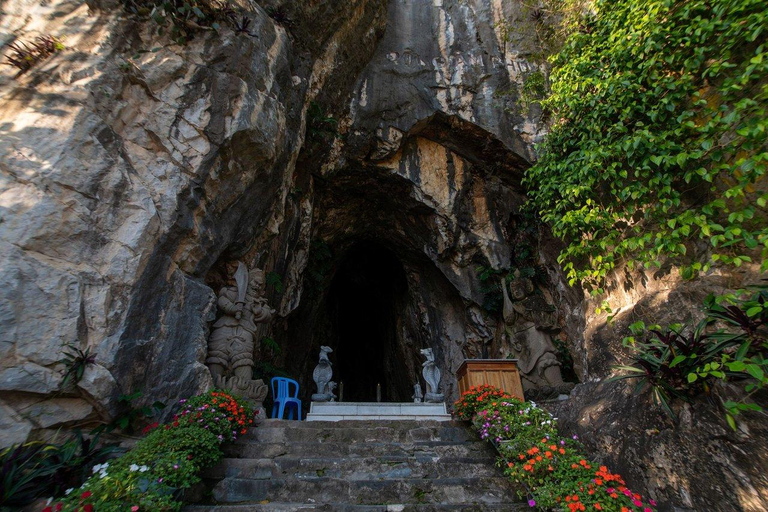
[326,242,412,402]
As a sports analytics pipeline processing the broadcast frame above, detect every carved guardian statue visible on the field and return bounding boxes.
[206,261,275,418]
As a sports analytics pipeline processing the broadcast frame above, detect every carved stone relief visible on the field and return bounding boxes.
[500,272,573,396]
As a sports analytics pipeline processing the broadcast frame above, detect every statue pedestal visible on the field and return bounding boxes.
[456,359,525,401]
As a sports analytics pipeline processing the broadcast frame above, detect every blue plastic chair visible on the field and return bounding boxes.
[271,377,302,420]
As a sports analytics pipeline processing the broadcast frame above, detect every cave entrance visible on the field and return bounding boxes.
[327,242,412,402]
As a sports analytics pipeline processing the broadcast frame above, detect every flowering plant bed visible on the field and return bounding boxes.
[42,390,253,512]
[455,386,657,511]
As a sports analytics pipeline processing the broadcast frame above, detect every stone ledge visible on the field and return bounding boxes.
[306,402,451,422]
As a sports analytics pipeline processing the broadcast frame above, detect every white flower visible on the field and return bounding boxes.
[139,465,149,472]
[46,498,53,505]
[130,464,139,472]
[65,488,74,496]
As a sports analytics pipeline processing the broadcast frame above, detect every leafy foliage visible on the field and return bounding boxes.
[92,391,165,435]
[3,35,64,74]
[48,391,252,511]
[456,387,657,511]
[305,102,338,144]
[266,271,283,293]
[526,0,768,292]
[60,344,97,389]
[0,433,120,507]
[614,286,768,426]
[123,0,251,44]
[452,384,512,420]
[265,6,295,29]
[1,443,53,506]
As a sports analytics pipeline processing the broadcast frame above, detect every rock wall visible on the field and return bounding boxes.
[0,0,388,443]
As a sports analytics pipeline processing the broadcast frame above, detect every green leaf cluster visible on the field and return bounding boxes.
[613,286,768,427]
[526,0,768,291]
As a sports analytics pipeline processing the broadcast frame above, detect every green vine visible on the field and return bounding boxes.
[526,0,768,293]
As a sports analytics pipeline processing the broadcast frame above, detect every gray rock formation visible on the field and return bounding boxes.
[0,0,388,442]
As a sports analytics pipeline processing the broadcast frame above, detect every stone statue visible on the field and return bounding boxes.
[420,348,444,403]
[311,346,334,402]
[327,381,338,402]
[500,274,572,395]
[206,261,275,419]
[412,381,423,403]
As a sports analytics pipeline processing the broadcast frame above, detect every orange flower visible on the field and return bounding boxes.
[594,504,602,511]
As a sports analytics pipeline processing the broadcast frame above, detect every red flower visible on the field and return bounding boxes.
[81,491,92,499]
[42,507,53,512]
[84,505,94,512]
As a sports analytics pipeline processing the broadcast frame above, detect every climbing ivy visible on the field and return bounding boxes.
[526,0,768,292]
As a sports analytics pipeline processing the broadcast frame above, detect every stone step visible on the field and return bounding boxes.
[203,456,503,481]
[306,403,452,422]
[248,424,475,444]
[185,503,527,511]
[255,420,459,429]
[207,476,522,505]
[223,440,497,460]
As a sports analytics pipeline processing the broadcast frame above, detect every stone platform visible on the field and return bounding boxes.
[306,402,452,422]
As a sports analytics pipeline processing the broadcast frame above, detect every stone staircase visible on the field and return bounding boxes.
[186,419,525,511]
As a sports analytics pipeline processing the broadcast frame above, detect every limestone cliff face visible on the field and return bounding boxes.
[0,0,388,443]
[1,1,765,511]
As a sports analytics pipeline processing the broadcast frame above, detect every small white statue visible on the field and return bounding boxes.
[311,346,334,402]
[412,382,423,403]
[420,348,444,403]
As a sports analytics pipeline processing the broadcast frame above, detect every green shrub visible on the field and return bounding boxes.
[526,0,768,292]
[46,390,253,511]
[454,386,657,511]
[0,433,119,508]
[614,286,768,427]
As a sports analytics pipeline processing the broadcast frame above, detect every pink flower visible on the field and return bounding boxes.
[131,507,140,511]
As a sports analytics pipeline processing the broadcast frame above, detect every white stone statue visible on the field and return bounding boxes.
[412,381,423,403]
[420,348,444,403]
[206,261,275,418]
[311,346,334,402]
